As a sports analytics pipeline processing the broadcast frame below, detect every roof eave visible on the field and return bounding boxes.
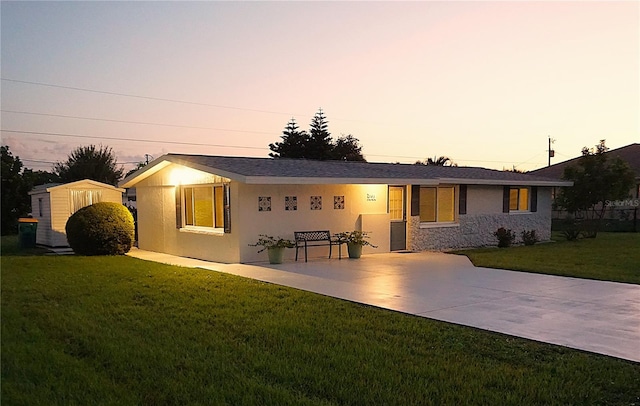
[164,156,245,183]
[436,178,573,187]
[38,179,125,193]
[243,176,440,185]
[119,159,172,188]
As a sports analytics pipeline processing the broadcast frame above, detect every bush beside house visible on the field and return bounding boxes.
[66,202,135,255]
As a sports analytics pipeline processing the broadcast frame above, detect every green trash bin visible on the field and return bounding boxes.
[18,218,38,249]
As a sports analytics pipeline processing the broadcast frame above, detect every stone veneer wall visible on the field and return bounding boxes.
[409,212,551,251]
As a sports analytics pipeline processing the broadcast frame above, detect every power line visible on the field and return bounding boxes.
[1,129,269,151]
[3,128,546,167]
[21,158,140,165]
[357,153,546,166]
[511,151,547,169]
[0,78,387,124]
[21,159,56,164]
[1,78,299,117]
[1,109,278,135]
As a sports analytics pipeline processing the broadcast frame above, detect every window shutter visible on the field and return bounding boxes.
[530,186,538,212]
[503,186,510,213]
[411,185,420,216]
[223,183,231,233]
[459,185,467,215]
[175,186,182,228]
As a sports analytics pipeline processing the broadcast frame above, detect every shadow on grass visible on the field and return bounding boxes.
[1,235,52,257]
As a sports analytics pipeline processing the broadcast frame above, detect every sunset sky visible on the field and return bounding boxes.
[2,1,638,174]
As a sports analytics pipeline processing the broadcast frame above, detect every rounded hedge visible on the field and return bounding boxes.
[66,202,135,255]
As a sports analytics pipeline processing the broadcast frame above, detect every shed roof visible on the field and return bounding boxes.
[120,154,572,188]
[29,179,125,195]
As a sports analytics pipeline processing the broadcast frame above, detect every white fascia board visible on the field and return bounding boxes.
[28,189,48,196]
[436,178,573,187]
[163,157,239,182]
[77,179,126,192]
[243,177,440,185]
[119,159,171,188]
[47,179,125,193]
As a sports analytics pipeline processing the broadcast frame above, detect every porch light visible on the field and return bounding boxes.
[169,166,206,186]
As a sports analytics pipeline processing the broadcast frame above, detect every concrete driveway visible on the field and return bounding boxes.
[127,249,640,363]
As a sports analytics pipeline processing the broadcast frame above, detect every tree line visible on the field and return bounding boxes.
[269,109,365,161]
[269,108,456,165]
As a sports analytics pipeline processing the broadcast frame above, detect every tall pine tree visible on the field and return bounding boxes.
[306,109,334,160]
[268,109,366,161]
[269,118,309,158]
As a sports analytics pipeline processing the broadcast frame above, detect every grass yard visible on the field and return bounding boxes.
[455,232,640,285]
[2,240,639,405]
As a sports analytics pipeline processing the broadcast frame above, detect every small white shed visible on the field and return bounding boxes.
[29,179,125,247]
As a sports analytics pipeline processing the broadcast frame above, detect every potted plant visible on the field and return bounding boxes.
[249,234,295,264]
[334,231,378,259]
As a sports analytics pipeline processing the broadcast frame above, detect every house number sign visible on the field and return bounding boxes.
[367,193,376,202]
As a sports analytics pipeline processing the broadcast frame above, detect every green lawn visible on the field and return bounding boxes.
[455,232,640,285]
[2,240,639,405]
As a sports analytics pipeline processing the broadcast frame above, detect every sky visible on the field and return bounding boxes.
[1,1,638,174]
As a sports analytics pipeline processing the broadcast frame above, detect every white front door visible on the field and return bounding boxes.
[389,186,406,251]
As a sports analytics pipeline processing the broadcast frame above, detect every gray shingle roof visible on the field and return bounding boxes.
[120,154,572,187]
[148,154,570,186]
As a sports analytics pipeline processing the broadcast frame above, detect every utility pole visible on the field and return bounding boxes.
[548,137,555,167]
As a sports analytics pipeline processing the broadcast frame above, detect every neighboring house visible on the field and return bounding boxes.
[530,143,640,219]
[530,143,639,183]
[120,154,570,263]
[29,179,125,247]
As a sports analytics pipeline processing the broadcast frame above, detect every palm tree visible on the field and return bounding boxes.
[416,156,455,166]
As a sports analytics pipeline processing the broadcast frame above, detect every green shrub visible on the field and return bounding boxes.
[560,217,582,241]
[66,202,135,255]
[493,227,515,248]
[521,230,539,246]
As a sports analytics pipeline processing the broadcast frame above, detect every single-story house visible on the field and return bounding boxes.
[29,179,125,247]
[120,154,571,263]
[530,143,639,187]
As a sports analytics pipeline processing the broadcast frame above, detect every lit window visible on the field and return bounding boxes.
[183,185,224,228]
[389,187,404,220]
[510,187,529,211]
[420,186,455,222]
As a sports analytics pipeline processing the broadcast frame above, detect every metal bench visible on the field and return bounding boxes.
[294,230,342,262]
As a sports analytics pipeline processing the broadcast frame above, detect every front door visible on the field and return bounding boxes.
[389,186,406,251]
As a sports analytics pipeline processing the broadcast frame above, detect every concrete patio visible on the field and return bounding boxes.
[127,249,640,363]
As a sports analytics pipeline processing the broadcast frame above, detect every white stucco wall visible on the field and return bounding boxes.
[237,183,390,262]
[134,163,392,263]
[135,165,240,263]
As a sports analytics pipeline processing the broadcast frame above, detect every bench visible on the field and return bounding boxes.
[294,230,343,262]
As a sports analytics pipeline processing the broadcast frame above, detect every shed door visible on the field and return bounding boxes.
[389,186,406,251]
